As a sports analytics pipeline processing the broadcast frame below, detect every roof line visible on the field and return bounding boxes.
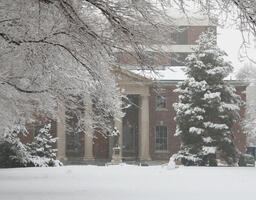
[154,80,249,86]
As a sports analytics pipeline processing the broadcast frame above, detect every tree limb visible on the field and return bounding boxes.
[2,82,48,94]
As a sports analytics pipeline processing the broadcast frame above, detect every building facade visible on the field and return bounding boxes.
[51,69,247,164]
[22,19,248,164]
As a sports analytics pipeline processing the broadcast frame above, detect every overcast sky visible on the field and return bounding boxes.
[218,28,256,77]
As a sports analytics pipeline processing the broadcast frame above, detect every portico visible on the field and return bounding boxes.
[114,69,152,162]
[56,69,152,163]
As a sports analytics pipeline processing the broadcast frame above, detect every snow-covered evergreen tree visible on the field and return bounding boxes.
[173,29,242,166]
[0,124,62,168]
[28,124,62,167]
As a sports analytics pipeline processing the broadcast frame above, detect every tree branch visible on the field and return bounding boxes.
[0,32,99,81]
[0,18,19,24]
[2,82,48,94]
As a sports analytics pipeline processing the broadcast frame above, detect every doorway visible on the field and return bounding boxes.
[122,95,139,160]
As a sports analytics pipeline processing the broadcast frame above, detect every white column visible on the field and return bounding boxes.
[139,95,151,161]
[57,101,67,161]
[84,134,94,161]
[83,103,95,161]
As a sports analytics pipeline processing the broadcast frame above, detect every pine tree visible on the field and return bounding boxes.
[174,29,242,166]
[28,124,61,166]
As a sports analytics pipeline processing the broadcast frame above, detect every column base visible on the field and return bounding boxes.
[139,155,151,162]
[139,157,152,166]
[83,156,95,161]
[139,158,152,161]
[83,157,95,165]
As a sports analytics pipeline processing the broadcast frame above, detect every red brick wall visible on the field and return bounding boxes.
[20,117,57,148]
[149,85,181,161]
[93,131,109,159]
[187,26,206,44]
[117,26,214,66]
[233,86,247,153]
[119,52,137,65]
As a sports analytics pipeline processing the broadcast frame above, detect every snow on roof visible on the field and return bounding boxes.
[131,67,187,81]
[131,67,240,82]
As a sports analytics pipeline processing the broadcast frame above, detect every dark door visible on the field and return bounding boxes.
[122,95,139,160]
[93,131,109,160]
[65,113,84,158]
[66,132,84,158]
[65,97,85,159]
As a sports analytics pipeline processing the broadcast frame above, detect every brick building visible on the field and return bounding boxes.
[51,67,247,164]
[24,15,247,164]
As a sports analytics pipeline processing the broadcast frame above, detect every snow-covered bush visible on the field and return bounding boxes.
[174,29,242,166]
[0,130,31,168]
[0,124,62,168]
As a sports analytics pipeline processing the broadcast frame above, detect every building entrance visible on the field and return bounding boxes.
[122,95,139,161]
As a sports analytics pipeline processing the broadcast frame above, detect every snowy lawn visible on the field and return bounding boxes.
[0,164,255,200]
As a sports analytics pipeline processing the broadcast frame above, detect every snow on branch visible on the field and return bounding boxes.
[0,0,177,134]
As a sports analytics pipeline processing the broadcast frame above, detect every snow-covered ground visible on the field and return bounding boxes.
[0,164,255,200]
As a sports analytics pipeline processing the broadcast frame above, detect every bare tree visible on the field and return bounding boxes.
[173,0,256,33]
[0,0,177,134]
[2,0,255,136]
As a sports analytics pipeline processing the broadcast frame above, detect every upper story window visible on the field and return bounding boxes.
[34,125,44,137]
[117,51,155,66]
[205,26,217,34]
[155,126,168,151]
[138,52,155,66]
[171,52,189,66]
[114,26,216,68]
[171,26,188,45]
[156,95,167,109]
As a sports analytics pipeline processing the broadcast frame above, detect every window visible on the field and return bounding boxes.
[117,51,155,67]
[171,53,188,66]
[138,52,155,66]
[171,26,188,45]
[155,126,168,151]
[34,125,44,137]
[156,95,167,109]
[205,26,217,34]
